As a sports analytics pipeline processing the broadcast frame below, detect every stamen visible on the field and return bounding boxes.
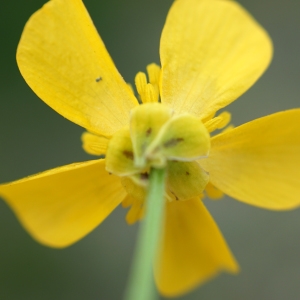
[135,64,161,103]
[122,195,134,208]
[121,177,147,224]
[222,124,234,133]
[205,182,224,200]
[81,132,109,156]
[126,200,144,225]
[146,63,161,101]
[135,72,147,102]
[204,111,231,133]
[145,83,157,103]
[146,63,160,86]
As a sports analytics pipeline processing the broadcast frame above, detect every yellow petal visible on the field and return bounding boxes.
[0,160,126,247]
[160,0,272,119]
[17,0,138,136]
[200,109,300,210]
[81,132,108,156]
[166,161,209,201]
[155,198,238,297]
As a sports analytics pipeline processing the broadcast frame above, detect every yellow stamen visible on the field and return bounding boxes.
[146,63,161,101]
[135,64,161,103]
[205,182,224,200]
[204,111,231,133]
[81,132,109,156]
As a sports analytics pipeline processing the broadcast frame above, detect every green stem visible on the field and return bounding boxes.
[124,167,166,300]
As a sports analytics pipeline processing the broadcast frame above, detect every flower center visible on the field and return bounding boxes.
[80,63,231,224]
[105,102,211,223]
[79,59,232,222]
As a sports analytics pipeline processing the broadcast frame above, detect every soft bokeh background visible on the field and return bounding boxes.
[1,0,300,299]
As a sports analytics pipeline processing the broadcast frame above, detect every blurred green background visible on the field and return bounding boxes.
[1,0,300,299]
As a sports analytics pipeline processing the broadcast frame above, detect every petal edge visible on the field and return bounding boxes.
[160,0,272,119]
[0,160,126,247]
[17,0,138,136]
[155,198,238,297]
[200,109,300,210]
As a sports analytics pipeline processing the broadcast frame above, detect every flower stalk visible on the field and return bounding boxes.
[124,167,166,300]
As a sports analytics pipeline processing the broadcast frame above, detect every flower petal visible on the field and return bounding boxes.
[200,109,300,210]
[17,0,138,136]
[155,198,238,297]
[160,0,272,119]
[0,160,126,247]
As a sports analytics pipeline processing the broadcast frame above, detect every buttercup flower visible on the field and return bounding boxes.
[1,0,300,297]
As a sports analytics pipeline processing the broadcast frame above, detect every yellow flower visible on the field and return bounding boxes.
[1,0,300,297]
